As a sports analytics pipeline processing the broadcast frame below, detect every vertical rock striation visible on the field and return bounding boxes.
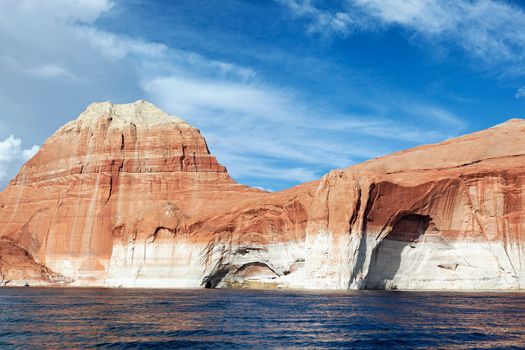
[1,101,525,290]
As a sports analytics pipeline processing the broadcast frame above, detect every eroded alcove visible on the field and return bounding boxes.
[365,214,431,289]
[203,262,279,289]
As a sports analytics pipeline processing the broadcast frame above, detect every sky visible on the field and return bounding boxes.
[0,0,524,191]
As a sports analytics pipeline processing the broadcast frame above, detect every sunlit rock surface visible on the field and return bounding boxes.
[0,239,71,286]
[1,101,525,290]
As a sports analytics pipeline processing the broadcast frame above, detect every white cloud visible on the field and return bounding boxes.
[317,117,449,143]
[517,87,525,99]
[22,145,40,159]
[74,26,167,61]
[0,135,39,181]
[0,0,466,190]
[0,0,161,80]
[142,76,350,183]
[143,76,297,122]
[280,0,525,74]
[357,0,525,64]
[26,64,74,79]
[219,154,321,183]
[12,0,113,23]
[0,136,23,162]
[354,0,454,33]
[254,186,274,192]
[143,74,461,187]
[403,103,466,129]
[164,49,257,81]
[278,0,358,35]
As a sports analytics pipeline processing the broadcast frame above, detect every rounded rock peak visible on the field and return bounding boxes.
[72,100,189,130]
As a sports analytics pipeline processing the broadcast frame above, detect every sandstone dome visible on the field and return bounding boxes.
[1,101,525,291]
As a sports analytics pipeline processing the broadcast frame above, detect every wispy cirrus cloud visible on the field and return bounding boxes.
[74,26,167,61]
[143,74,462,186]
[516,87,525,99]
[276,0,357,35]
[0,0,466,190]
[26,64,75,79]
[279,0,525,76]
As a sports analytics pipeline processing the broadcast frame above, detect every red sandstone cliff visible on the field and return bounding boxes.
[1,101,524,290]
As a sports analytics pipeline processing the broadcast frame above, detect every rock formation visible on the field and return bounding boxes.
[1,100,524,290]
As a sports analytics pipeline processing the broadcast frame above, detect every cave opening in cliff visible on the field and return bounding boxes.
[203,262,279,288]
[203,267,230,289]
[365,214,431,290]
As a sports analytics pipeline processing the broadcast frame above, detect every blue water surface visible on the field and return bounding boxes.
[1,288,524,349]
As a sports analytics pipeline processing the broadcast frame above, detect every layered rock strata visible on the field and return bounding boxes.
[1,101,524,290]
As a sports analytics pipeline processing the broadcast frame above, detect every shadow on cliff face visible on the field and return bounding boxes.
[365,214,430,290]
[203,267,230,288]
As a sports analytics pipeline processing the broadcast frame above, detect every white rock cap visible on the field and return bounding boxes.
[73,100,189,129]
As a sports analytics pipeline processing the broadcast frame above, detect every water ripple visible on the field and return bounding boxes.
[1,288,525,349]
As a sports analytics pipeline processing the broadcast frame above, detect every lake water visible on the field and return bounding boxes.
[1,288,524,349]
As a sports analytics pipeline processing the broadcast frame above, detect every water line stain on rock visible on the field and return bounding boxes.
[1,100,525,290]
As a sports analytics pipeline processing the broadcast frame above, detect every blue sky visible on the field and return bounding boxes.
[0,0,524,191]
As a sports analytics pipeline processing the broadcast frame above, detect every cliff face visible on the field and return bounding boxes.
[1,101,524,290]
[0,101,262,286]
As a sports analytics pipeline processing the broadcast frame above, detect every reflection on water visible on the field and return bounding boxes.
[1,288,525,349]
